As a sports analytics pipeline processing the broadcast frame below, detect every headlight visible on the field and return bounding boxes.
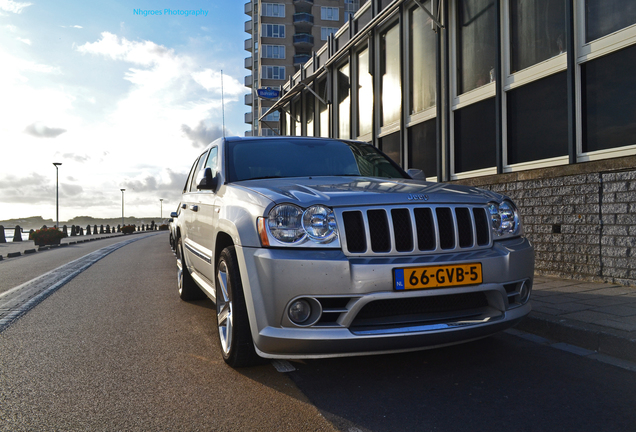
[259,204,340,247]
[488,200,522,238]
[267,204,305,243]
[302,205,337,243]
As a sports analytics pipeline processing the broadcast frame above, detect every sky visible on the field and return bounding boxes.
[0,0,248,221]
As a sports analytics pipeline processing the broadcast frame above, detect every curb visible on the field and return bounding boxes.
[517,312,636,364]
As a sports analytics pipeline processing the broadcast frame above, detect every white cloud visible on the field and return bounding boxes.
[17,37,31,45]
[0,0,32,14]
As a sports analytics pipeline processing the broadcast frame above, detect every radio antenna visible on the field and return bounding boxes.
[221,69,225,138]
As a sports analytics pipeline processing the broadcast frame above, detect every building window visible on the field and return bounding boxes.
[318,79,329,137]
[321,7,339,21]
[305,91,315,137]
[261,45,286,59]
[321,27,338,40]
[345,0,359,21]
[581,44,636,153]
[261,3,285,17]
[380,131,401,167]
[585,0,636,42]
[260,107,280,122]
[381,23,401,127]
[337,63,351,139]
[408,119,437,178]
[409,4,436,114]
[454,98,496,173]
[293,97,302,136]
[261,128,279,137]
[261,65,286,80]
[357,47,373,137]
[507,72,568,164]
[509,0,566,74]
[262,24,285,38]
[456,0,496,94]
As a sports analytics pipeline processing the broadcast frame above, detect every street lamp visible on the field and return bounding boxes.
[160,198,163,219]
[53,163,62,230]
[121,189,125,228]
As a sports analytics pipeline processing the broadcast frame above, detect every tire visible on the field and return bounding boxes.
[216,246,262,368]
[176,237,205,301]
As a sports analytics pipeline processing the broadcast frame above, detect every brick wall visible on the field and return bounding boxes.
[454,157,636,286]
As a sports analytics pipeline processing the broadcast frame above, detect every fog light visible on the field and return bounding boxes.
[289,300,311,324]
[518,280,531,304]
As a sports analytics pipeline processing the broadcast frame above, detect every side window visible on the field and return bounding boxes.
[189,151,208,192]
[183,156,201,193]
[205,147,218,178]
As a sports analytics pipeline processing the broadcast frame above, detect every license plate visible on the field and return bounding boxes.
[394,263,483,290]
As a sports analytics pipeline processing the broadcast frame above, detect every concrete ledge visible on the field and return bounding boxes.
[517,311,636,363]
[24,249,37,254]
[7,252,21,258]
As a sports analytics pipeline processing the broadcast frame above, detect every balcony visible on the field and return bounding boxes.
[244,38,253,52]
[293,13,314,32]
[293,33,314,48]
[245,93,254,105]
[293,54,312,66]
[245,75,253,87]
[244,1,252,16]
[244,20,253,34]
[245,111,253,124]
[293,0,313,14]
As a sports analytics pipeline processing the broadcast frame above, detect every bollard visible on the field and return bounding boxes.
[70,225,76,236]
[63,225,68,237]
[117,224,121,233]
[80,227,84,236]
[13,225,22,242]
[93,225,97,235]
[106,225,111,234]
[86,225,92,235]
[0,225,5,243]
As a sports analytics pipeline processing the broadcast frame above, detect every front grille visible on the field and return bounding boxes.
[340,205,491,256]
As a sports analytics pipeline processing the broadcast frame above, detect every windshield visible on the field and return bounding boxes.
[227,139,408,182]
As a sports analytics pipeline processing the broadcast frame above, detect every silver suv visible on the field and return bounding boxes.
[175,137,534,367]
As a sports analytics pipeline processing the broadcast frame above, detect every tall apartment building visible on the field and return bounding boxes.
[244,0,359,136]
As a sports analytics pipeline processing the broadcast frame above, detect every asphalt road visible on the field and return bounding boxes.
[1,233,635,431]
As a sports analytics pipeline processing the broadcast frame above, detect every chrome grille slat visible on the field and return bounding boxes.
[339,204,492,256]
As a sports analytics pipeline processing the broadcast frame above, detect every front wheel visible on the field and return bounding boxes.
[216,246,262,368]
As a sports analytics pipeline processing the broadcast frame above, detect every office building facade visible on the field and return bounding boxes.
[244,0,360,136]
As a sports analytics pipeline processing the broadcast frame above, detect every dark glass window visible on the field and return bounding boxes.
[581,44,636,153]
[507,72,568,164]
[381,23,401,126]
[410,4,436,113]
[454,98,496,173]
[510,0,566,73]
[456,0,496,94]
[585,0,636,42]
[337,63,351,139]
[318,79,329,137]
[380,132,401,167]
[189,151,208,192]
[408,119,437,178]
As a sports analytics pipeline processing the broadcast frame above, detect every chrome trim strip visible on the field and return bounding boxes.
[185,242,212,264]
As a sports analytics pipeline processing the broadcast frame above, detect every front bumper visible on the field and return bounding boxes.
[236,237,534,359]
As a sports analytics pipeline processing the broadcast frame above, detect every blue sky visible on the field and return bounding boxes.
[0,0,248,220]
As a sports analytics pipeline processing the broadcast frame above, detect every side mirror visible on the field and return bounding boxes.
[197,167,218,191]
[407,168,426,180]
[170,212,178,218]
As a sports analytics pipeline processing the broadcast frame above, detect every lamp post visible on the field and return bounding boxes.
[121,189,125,228]
[160,198,163,220]
[53,163,62,230]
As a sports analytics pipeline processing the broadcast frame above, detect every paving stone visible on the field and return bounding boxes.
[594,305,636,317]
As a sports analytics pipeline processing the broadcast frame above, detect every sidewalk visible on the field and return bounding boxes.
[517,275,636,363]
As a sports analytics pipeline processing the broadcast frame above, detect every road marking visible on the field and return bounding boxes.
[0,233,158,332]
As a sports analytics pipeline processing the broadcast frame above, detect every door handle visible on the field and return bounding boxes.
[190,205,199,212]
[181,203,187,209]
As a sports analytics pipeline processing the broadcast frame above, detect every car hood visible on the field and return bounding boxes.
[234,176,505,207]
